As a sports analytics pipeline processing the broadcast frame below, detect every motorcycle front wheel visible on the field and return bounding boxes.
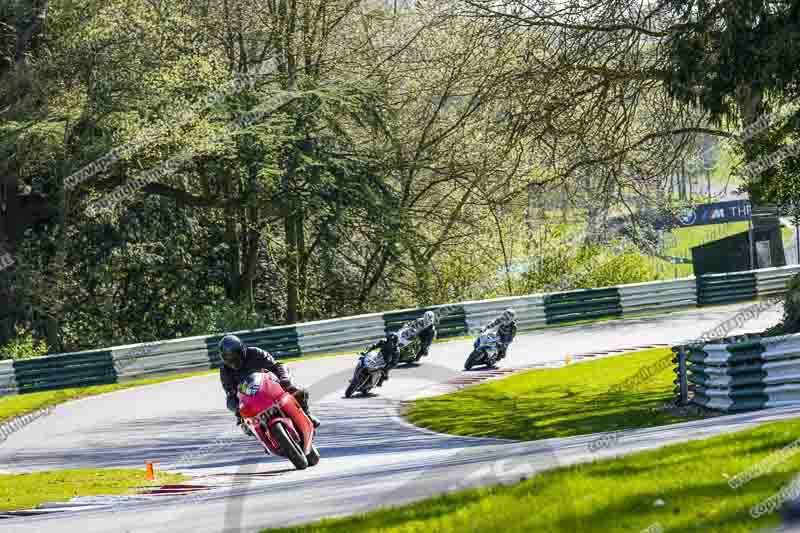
[464,350,481,370]
[345,368,365,398]
[307,445,321,467]
[272,422,308,470]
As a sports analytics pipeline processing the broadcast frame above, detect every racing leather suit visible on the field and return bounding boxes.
[415,323,436,356]
[365,337,400,385]
[482,317,517,359]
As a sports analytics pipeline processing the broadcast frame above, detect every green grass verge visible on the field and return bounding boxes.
[405,348,702,441]
[262,417,800,533]
[0,469,188,512]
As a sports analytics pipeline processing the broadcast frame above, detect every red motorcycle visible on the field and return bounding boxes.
[237,371,320,470]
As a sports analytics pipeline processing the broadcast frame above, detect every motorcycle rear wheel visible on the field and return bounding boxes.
[307,445,321,467]
[272,422,308,470]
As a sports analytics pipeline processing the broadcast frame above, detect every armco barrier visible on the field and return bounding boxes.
[674,333,800,411]
[618,278,697,316]
[757,265,800,297]
[3,264,800,399]
[544,287,621,325]
[697,271,757,306]
[297,313,387,357]
[384,306,469,339]
[112,336,212,382]
[0,360,17,397]
[12,349,117,394]
[462,294,546,333]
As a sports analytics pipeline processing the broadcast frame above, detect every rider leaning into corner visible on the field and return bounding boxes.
[481,308,518,361]
[364,332,401,387]
[363,310,438,388]
[409,310,437,357]
[218,334,321,435]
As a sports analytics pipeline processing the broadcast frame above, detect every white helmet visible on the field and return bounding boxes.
[423,311,436,326]
[502,308,516,323]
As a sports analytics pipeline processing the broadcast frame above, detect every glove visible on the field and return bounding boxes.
[280,379,300,394]
[280,379,298,393]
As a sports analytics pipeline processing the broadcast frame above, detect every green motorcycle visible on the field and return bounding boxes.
[396,335,424,365]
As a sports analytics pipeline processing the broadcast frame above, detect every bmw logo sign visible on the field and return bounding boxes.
[678,207,696,226]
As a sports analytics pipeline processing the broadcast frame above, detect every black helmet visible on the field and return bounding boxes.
[219,334,246,370]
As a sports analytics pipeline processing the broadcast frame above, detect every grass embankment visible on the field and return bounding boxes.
[406,348,699,440]
[265,348,800,533]
[0,469,188,512]
[263,417,800,533]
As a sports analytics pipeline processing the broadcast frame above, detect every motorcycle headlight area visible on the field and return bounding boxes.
[364,356,384,370]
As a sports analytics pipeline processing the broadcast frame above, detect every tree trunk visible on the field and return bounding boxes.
[222,171,242,302]
[240,208,260,311]
[284,208,299,323]
[296,204,307,321]
[43,160,68,353]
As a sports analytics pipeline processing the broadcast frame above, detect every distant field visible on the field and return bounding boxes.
[649,222,793,279]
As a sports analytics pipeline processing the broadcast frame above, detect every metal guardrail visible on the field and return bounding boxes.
[618,278,697,316]
[296,313,387,357]
[0,360,17,398]
[462,294,546,333]
[756,265,800,297]
[384,306,469,339]
[697,271,758,306]
[12,349,116,394]
[673,333,800,411]
[112,336,213,382]
[544,287,622,324]
[2,264,800,398]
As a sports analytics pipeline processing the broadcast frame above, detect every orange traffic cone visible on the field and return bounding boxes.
[146,462,155,481]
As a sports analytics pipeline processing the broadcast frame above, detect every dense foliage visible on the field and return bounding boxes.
[0,0,774,356]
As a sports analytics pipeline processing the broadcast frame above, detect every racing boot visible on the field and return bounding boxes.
[377,368,389,387]
[293,389,321,429]
[496,345,508,362]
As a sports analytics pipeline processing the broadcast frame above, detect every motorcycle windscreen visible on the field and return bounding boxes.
[362,351,385,370]
[238,373,264,397]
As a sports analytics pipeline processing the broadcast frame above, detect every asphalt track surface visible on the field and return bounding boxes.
[1,302,797,533]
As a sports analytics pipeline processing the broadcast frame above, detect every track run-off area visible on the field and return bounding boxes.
[1,302,796,533]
